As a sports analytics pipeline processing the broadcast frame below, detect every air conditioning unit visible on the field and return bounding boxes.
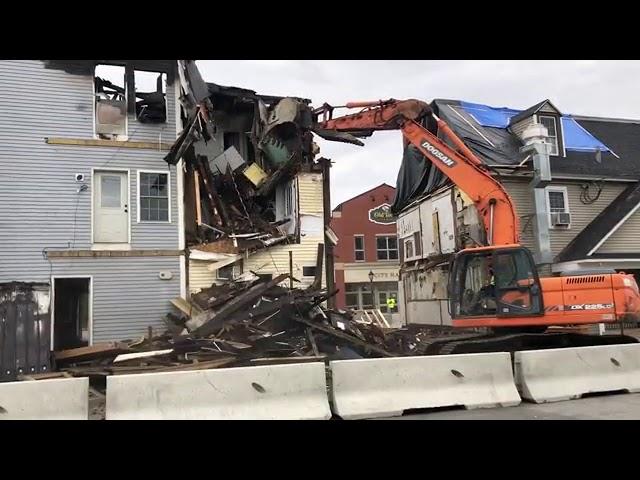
[551,212,571,226]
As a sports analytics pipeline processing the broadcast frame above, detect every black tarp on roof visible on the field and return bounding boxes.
[391,99,526,213]
[391,98,640,214]
[551,118,640,179]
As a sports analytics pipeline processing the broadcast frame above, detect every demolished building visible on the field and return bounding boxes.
[0,60,349,379]
[164,64,337,294]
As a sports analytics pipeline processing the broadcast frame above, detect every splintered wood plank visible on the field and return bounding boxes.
[171,297,204,317]
[54,343,128,362]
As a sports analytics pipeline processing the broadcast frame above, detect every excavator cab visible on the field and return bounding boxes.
[449,246,544,320]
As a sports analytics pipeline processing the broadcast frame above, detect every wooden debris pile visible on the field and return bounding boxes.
[53,275,464,378]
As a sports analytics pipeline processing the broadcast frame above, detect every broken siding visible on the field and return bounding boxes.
[51,257,180,342]
[598,209,640,254]
[0,60,180,282]
[243,240,326,289]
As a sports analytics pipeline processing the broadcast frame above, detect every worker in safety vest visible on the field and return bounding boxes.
[386,296,397,310]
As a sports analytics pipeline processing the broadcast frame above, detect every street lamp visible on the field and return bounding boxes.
[368,270,375,284]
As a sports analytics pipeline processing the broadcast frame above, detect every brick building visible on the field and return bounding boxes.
[330,184,400,324]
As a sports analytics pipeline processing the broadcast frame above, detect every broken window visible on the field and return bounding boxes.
[303,266,317,277]
[216,264,235,281]
[139,172,170,222]
[134,70,167,124]
[94,64,127,138]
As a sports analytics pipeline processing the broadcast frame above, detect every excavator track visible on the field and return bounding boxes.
[422,332,639,356]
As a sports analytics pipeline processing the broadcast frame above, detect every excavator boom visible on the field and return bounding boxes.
[318,99,519,245]
[317,98,640,334]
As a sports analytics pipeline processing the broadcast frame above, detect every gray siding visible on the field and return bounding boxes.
[501,179,537,254]
[503,178,627,258]
[509,117,534,139]
[598,205,640,254]
[0,60,180,282]
[0,60,182,342]
[51,257,180,342]
[549,182,626,257]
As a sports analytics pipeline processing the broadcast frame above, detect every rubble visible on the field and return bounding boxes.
[52,274,481,380]
[165,61,351,257]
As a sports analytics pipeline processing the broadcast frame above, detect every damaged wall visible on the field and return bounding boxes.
[0,60,180,280]
[190,172,326,290]
[244,173,326,289]
[0,60,182,342]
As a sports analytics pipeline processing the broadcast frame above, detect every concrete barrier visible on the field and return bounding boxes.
[514,344,640,403]
[0,377,88,420]
[106,362,331,420]
[330,353,521,420]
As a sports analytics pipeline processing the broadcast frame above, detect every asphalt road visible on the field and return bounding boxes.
[381,392,640,420]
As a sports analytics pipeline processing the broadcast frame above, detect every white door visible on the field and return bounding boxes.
[94,171,128,243]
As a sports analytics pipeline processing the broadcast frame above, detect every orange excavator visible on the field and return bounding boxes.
[316,99,640,353]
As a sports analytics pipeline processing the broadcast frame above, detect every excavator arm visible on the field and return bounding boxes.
[316,99,520,246]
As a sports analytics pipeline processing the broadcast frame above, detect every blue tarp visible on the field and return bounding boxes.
[459,101,521,128]
[459,100,612,153]
[561,117,611,153]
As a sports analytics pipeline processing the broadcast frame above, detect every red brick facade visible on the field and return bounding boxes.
[330,184,399,312]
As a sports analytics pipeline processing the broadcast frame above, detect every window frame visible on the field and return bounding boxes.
[354,234,365,262]
[133,69,168,125]
[376,234,399,261]
[544,185,570,229]
[93,64,129,141]
[538,114,560,157]
[137,170,171,224]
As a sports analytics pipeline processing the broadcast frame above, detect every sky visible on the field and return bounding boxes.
[196,60,640,208]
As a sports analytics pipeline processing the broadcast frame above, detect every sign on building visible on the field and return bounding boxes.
[368,203,396,225]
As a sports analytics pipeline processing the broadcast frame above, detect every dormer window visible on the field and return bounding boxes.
[538,115,559,156]
[508,99,564,157]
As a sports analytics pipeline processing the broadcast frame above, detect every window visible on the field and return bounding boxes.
[216,265,235,280]
[95,64,127,138]
[354,235,365,262]
[134,70,167,124]
[138,171,170,222]
[345,283,360,309]
[538,115,559,156]
[376,235,398,261]
[413,232,422,257]
[303,266,317,277]
[284,182,293,217]
[404,238,414,260]
[344,282,398,313]
[545,186,570,228]
[377,282,399,314]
